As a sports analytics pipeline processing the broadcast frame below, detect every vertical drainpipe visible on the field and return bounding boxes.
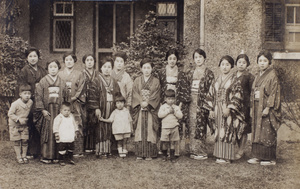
[200,0,205,49]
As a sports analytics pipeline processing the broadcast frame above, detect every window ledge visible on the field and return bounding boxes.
[273,52,300,60]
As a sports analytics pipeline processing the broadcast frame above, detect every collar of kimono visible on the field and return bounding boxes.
[219,71,234,88]
[28,64,38,71]
[142,75,153,90]
[84,69,94,80]
[65,67,74,75]
[166,64,178,77]
[111,69,125,82]
[255,66,274,86]
[47,74,58,83]
[99,73,113,91]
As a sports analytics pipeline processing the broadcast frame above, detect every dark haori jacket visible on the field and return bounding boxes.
[186,67,215,139]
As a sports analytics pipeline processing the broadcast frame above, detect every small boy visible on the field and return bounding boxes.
[158,89,183,162]
[53,101,79,166]
[8,84,33,164]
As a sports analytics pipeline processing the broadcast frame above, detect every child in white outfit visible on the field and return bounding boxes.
[53,101,79,166]
[100,94,132,158]
[158,89,183,162]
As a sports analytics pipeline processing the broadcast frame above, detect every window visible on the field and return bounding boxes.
[52,1,74,52]
[285,4,300,51]
[157,2,177,41]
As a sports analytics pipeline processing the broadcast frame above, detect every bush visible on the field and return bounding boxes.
[113,11,185,80]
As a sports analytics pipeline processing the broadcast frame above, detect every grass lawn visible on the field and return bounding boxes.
[0,140,299,189]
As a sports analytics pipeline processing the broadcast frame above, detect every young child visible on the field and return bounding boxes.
[158,89,183,162]
[8,84,33,164]
[100,93,132,158]
[53,102,79,166]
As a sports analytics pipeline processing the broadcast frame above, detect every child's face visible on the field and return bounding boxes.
[114,57,125,71]
[85,56,95,69]
[167,54,177,68]
[48,62,59,76]
[236,58,247,72]
[220,59,232,74]
[141,63,152,77]
[166,97,175,106]
[64,55,75,69]
[116,101,125,110]
[27,51,39,66]
[194,52,205,67]
[258,55,270,71]
[101,62,112,76]
[20,91,31,103]
[61,106,71,117]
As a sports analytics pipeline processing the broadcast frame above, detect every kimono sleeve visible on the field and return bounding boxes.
[177,71,191,104]
[132,77,143,108]
[203,80,215,112]
[35,80,45,111]
[266,74,281,110]
[147,78,161,109]
[124,73,133,106]
[227,79,244,121]
[74,71,86,100]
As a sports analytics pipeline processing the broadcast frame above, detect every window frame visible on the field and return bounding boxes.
[285,4,300,51]
[53,2,74,17]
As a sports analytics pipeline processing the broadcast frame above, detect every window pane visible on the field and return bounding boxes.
[158,3,167,16]
[55,20,71,49]
[167,3,176,16]
[116,4,131,44]
[99,4,113,48]
[56,3,64,14]
[296,7,300,23]
[295,32,300,42]
[65,4,72,14]
[287,7,294,23]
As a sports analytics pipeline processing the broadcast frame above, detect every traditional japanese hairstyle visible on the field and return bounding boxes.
[25,47,40,58]
[82,54,96,64]
[63,52,77,63]
[166,49,179,61]
[235,50,250,67]
[115,92,126,103]
[101,57,114,68]
[219,55,234,68]
[140,58,154,68]
[19,84,31,93]
[46,59,61,70]
[165,89,175,98]
[257,50,272,65]
[113,51,127,62]
[193,48,206,59]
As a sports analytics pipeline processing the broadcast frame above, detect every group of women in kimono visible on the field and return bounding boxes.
[18,46,281,165]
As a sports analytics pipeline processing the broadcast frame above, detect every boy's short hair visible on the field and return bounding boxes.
[19,84,31,93]
[115,93,126,103]
[165,89,175,98]
[61,101,71,109]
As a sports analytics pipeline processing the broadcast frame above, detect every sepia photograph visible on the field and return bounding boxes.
[0,0,300,188]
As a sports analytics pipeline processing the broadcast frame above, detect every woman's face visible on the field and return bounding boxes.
[114,57,125,71]
[258,55,270,71]
[220,59,232,74]
[194,52,205,67]
[48,62,59,76]
[64,55,75,69]
[141,63,153,77]
[167,54,177,68]
[27,51,39,66]
[236,58,247,72]
[101,62,112,76]
[85,56,95,69]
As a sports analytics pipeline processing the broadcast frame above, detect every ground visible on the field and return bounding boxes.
[0,140,300,189]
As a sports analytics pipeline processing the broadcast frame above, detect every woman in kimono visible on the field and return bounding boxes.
[234,53,254,159]
[58,53,85,157]
[81,54,104,153]
[203,55,244,164]
[111,51,133,109]
[248,50,281,166]
[154,49,190,157]
[97,58,120,158]
[18,47,47,159]
[35,60,65,163]
[132,58,161,160]
[186,49,214,160]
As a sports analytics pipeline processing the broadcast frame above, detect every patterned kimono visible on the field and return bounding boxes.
[34,75,65,160]
[83,69,104,151]
[96,74,120,155]
[186,67,214,156]
[250,67,281,160]
[18,64,47,156]
[204,71,244,160]
[111,69,133,107]
[58,68,85,154]
[132,75,160,158]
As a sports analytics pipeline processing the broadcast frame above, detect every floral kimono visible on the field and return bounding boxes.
[18,64,47,156]
[132,75,160,158]
[34,75,65,160]
[204,71,244,160]
[250,67,281,160]
[96,74,120,155]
